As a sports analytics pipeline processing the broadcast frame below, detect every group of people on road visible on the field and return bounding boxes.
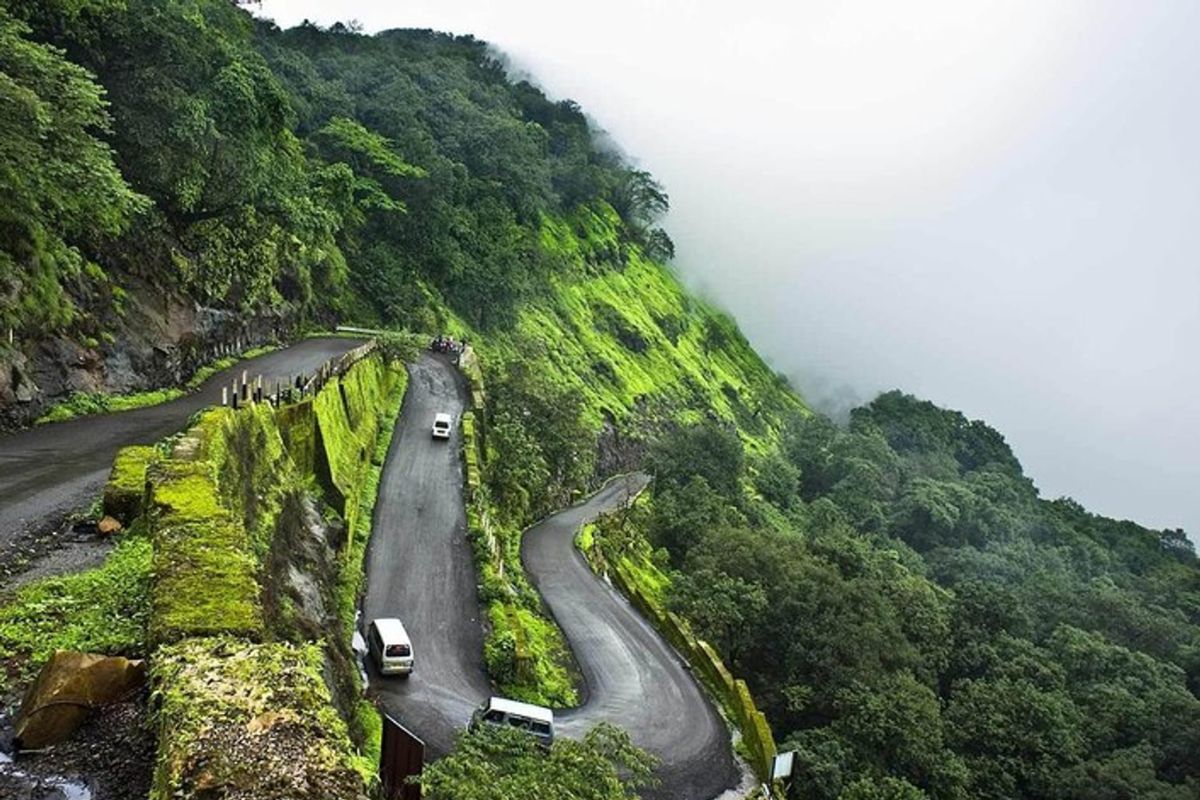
[430,334,466,356]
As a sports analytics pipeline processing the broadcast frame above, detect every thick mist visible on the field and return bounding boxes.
[257,1,1200,538]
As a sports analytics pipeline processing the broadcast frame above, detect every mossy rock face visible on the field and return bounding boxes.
[205,404,291,556]
[146,459,264,645]
[147,460,223,523]
[150,638,371,800]
[151,518,264,644]
[103,445,160,523]
[276,401,316,476]
[313,356,392,540]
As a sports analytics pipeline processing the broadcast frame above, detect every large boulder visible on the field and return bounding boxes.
[13,652,146,750]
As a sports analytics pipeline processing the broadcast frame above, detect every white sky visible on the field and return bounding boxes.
[256,1,1200,538]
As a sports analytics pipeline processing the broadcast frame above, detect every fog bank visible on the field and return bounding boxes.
[257,1,1200,538]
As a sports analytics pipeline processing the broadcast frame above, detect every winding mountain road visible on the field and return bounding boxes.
[364,354,739,800]
[0,343,741,797]
[0,337,362,549]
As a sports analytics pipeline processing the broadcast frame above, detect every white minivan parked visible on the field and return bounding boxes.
[368,617,414,676]
[432,412,453,440]
[470,696,555,747]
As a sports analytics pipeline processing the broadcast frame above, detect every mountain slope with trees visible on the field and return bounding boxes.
[1,2,1197,799]
[607,395,1199,799]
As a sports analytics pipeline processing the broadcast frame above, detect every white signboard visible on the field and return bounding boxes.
[771,750,796,781]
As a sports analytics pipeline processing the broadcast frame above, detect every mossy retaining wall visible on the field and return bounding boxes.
[135,352,401,800]
[103,445,160,524]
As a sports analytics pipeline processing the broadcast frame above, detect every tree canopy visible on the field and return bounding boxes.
[421,724,657,800]
[635,393,1200,800]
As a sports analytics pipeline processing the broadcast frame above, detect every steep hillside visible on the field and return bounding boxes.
[1,2,670,426]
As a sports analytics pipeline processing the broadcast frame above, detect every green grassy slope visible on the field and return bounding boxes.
[442,203,807,707]
[476,204,806,450]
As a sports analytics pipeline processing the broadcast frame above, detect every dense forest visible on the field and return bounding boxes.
[0,0,670,342]
[2,1,1198,799]
[614,395,1200,799]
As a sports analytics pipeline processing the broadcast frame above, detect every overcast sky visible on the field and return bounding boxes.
[257,1,1199,538]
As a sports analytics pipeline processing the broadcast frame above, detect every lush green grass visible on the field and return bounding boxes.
[459,366,580,707]
[479,205,806,457]
[36,387,184,424]
[0,533,153,694]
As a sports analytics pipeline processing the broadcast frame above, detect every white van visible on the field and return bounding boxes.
[368,618,414,676]
[470,696,554,747]
[432,412,453,440]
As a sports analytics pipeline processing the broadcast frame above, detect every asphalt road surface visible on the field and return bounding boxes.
[365,354,738,799]
[524,479,739,799]
[0,337,362,549]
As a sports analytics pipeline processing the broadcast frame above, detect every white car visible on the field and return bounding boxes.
[432,412,453,440]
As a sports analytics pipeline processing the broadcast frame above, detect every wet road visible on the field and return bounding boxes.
[363,354,489,756]
[524,479,739,799]
[364,354,738,799]
[0,337,362,547]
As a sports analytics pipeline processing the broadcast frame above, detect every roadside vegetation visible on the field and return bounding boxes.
[34,344,280,424]
[0,533,152,694]
[422,723,657,800]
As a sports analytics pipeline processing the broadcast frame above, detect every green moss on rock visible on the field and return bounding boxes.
[151,518,263,644]
[146,459,264,645]
[103,445,159,523]
[313,356,393,542]
[150,637,371,800]
[200,404,292,558]
[147,460,223,523]
[276,401,317,476]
